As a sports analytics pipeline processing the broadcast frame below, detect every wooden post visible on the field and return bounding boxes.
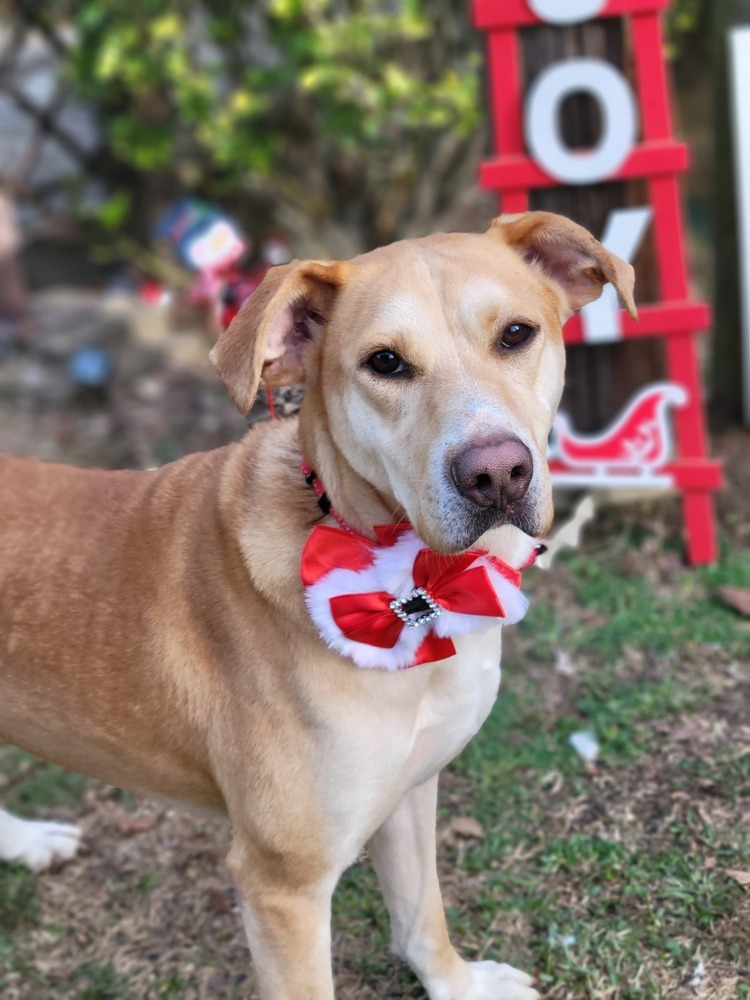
[712,0,750,425]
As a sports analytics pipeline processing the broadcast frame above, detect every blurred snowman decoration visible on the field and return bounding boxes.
[156,199,290,333]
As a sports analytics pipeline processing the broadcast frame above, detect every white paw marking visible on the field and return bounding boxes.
[467,961,540,1000]
[0,809,82,872]
[426,960,539,1000]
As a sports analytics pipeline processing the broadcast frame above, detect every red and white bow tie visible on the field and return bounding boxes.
[301,521,537,671]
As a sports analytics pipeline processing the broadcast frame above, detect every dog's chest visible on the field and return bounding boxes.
[404,625,503,785]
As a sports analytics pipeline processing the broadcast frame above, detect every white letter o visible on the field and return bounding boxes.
[525,58,638,185]
[529,0,606,25]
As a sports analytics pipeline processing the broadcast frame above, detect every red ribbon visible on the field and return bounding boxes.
[329,590,403,648]
[301,523,521,667]
[327,548,506,653]
[412,549,506,619]
[300,524,377,587]
[328,588,458,663]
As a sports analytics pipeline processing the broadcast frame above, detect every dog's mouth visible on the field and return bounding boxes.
[465,497,541,539]
[420,491,545,555]
[409,436,546,553]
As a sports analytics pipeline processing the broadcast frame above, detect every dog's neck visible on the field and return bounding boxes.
[298,409,405,542]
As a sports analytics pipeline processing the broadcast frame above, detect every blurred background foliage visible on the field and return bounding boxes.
[26,0,484,256]
[11,0,716,260]
[8,0,743,419]
[666,0,707,43]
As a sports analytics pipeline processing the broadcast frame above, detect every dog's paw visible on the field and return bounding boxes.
[0,811,82,872]
[466,961,539,1000]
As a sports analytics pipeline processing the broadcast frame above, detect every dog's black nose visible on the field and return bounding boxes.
[451,438,533,510]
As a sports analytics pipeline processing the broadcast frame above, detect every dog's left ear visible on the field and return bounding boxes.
[210,259,345,414]
[489,212,637,320]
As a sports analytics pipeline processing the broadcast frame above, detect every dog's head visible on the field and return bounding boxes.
[212,212,635,553]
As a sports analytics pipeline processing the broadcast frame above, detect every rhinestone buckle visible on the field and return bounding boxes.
[390,587,443,628]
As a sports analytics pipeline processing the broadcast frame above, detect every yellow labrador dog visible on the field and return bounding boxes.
[0,213,634,1000]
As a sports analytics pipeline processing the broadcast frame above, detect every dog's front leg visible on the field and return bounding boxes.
[228,835,337,1000]
[368,776,538,1000]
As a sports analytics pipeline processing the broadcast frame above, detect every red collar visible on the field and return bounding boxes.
[301,461,383,541]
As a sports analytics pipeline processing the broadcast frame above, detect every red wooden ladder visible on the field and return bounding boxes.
[474,0,722,564]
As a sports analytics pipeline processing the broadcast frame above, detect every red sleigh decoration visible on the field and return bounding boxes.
[474,0,723,563]
[549,382,687,487]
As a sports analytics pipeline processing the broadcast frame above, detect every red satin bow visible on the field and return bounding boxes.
[328,548,505,652]
[301,525,514,666]
[300,525,378,587]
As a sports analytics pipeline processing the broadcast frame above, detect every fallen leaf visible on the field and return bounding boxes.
[724,869,750,889]
[555,649,576,677]
[696,777,717,792]
[444,816,485,841]
[689,958,706,988]
[205,887,232,914]
[715,586,750,618]
[116,814,158,836]
[667,722,703,742]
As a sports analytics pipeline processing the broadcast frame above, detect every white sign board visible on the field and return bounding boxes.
[729,26,750,425]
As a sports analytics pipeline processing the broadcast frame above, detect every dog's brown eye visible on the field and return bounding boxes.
[366,350,407,376]
[500,323,535,349]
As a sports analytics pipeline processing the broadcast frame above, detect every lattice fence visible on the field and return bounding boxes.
[0,3,102,237]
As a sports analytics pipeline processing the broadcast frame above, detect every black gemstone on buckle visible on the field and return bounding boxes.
[390,587,443,628]
[401,594,432,617]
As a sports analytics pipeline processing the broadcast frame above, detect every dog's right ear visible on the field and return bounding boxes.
[210,259,345,415]
[489,212,637,321]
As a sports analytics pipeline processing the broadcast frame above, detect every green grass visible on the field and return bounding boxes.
[522,541,750,663]
[0,866,44,994]
[435,716,746,994]
[0,745,100,995]
[2,765,91,818]
[72,962,131,1000]
[0,865,39,933]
